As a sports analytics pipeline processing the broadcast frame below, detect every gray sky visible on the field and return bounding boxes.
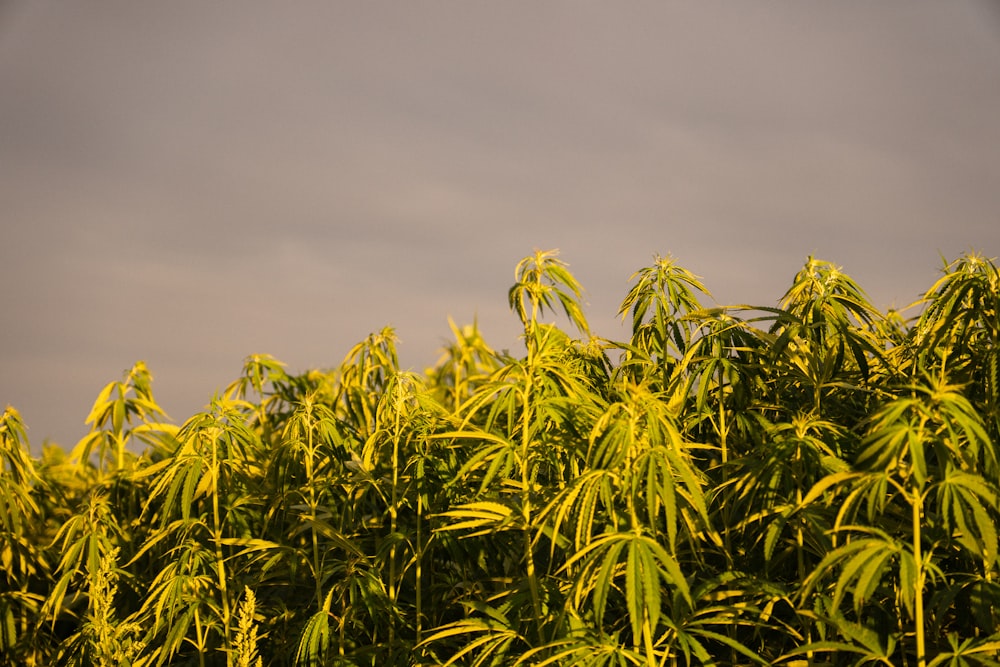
[2,1,999,449]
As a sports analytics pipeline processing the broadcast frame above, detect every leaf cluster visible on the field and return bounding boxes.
[2,250,1000,666]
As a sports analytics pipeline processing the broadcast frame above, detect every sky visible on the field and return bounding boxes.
[2,1,1000,449]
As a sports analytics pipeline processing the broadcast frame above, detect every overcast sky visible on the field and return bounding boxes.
[2,1,999,449]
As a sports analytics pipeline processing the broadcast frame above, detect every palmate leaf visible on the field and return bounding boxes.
[678,307,764,421]
[295,607,331,667]
[68,430,107,471]
[915,252,1000,357]
[636,444,714,551]
[799,470,863,509]
[1,407,39,486]
[801,529,909,617]
[591,538,627,629]
[932,384,997,471]
[141,543,215,620]
[935,469,1000,565]
[142,576,216,663]
[562,531,691,639]
[420,604,526,667]
[539,469,619,555]
[434,501,518,537]
[619,254,709,338]
[587,384,688,468]
[74,361,172,472]
[130,421,181,456]
[509,248,590,337]
[430,429,518,495]
[136,454,206,524]
[783,603,901,664]
[216,537,283,561]
[858,376,995,491]
[0,592,43,654]
[669,627,770,667]
[288,508,368,558]
[42,492,123,625]
[0,477,39,538]
[759,499,836,572]
[585,383,712,552]
[518,634,646,666]
[778,640,892,666]
[128,518,207,569]
[562,533,627,634]
[153,606,197,664]
[779,257,879,331]
[927,633,1000,667]
[224,353,288,402]
[83,381,118,430]
[625,534,661,641]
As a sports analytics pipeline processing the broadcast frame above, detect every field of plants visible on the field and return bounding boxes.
[2,249,999,666]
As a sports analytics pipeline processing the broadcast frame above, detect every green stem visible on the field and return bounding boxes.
[795,488,814,660]
[211,434,232,663]
[307,423,323,611]
[388,405,401,663]
[520,367,543,640]
[415,446,426,644]
[912,490,926,667]
[195,608,207,667]
[642,614,656,667]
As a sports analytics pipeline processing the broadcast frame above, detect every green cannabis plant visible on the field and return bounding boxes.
[3,249,999,666]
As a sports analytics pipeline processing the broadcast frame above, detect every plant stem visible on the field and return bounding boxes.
[911,490,926,667]
[520,358,543,641]
[211,432,232,662]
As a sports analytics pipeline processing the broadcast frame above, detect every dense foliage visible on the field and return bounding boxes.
[2,249,1000,666]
